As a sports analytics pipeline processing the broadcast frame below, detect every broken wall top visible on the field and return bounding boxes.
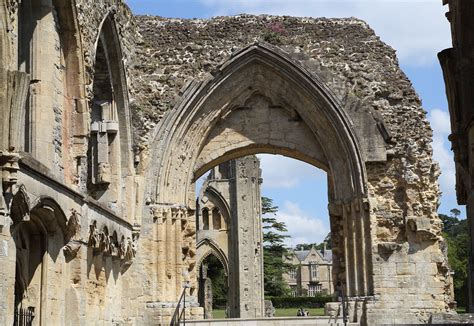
[130,14,433,163]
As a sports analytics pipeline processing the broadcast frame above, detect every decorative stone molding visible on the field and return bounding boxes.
[0,151,20,228]
[63,209,83,260]
[1,150,19,189]
[66,209,81,240]
[5,0,19,32]
[87,219,139,265]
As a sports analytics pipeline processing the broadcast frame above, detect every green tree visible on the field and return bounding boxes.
[262,196,291,296]
[295,243,314,251]
[295,233,332,251]
[205,255,228,309]
[440,210,468,307]
[450,208,461,219]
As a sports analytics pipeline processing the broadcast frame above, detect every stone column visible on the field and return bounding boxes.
[468,188,474,312]
[231,156,264,318]
[0,42,30,324]
[468,128,474,312]
[204,276,213,319]
[148,205,202,322]
[329,198,372,297]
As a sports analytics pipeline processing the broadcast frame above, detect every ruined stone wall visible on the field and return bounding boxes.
[133,14,451,324]
[0,0,141,325]
[75,0,138,101]
[439,0,474,312]
[0,1,453,323]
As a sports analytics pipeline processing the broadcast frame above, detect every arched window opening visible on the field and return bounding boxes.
[17,0,42,152]
[202,209,209,230]
[212,208,221,230]
[198,254,228,319]
[88,36,119,193]
[87,15,133,212]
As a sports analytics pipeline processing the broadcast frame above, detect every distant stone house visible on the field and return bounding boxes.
[283,246,333,297]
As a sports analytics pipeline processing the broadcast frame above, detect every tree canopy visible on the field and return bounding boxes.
[295,233,332,251]
[262,196,291,297]
[440,209,468,308]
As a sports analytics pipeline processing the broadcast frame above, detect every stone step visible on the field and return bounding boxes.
[184,316,359,325]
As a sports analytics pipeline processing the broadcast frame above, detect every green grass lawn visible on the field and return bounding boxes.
[211,307,325,319]
[212,309,226,319]
[274,307,325,317]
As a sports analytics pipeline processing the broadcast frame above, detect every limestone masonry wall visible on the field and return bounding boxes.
[132,14,450,324]
[0,1,452,324]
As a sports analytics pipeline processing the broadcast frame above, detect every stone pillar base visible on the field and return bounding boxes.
[144,301,204,325]
[324,298,368,324]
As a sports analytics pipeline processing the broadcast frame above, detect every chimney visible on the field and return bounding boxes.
[323,241,327,256]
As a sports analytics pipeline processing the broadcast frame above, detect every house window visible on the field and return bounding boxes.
[310,262,318,280]
[289,267,297,280]
[308,284,322,297]
[290,285,297,297]
[316,283,322,293]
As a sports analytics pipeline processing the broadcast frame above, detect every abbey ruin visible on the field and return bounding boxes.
[0,0,462,325]
[196,156,263,319]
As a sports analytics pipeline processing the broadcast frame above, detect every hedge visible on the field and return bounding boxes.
[266,295,333,308]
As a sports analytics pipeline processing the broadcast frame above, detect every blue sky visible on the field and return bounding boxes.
[126,0,464,245]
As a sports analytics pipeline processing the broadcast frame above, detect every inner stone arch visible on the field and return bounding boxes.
[193,92,330,180]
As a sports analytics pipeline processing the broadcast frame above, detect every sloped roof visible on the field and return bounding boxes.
[296,250,310,262]
[293,247,333,263]
[321,249,333,262]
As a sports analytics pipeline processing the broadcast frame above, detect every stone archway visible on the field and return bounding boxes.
[146,42,375,318]
[144,42,450,324]
[88,13,135,214]
[197,249,229,320]
[10,192,69,325]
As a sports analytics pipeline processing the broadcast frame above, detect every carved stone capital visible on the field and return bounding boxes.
[63,240,83,260]
[87,220,140,265]
[0,150,20,190]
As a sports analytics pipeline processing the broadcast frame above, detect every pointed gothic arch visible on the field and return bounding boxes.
[10,194,68,325]
[149,43,381,205]
[203,185,231,229]
[196,238,229,278]
[148,43,381,303]
[88,13,134,215]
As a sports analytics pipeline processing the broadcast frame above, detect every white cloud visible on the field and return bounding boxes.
[258,154,326,189]
[430,108,452,135]
[270,201,329,247]
[199,0,451,67]
[427,108,456,204]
